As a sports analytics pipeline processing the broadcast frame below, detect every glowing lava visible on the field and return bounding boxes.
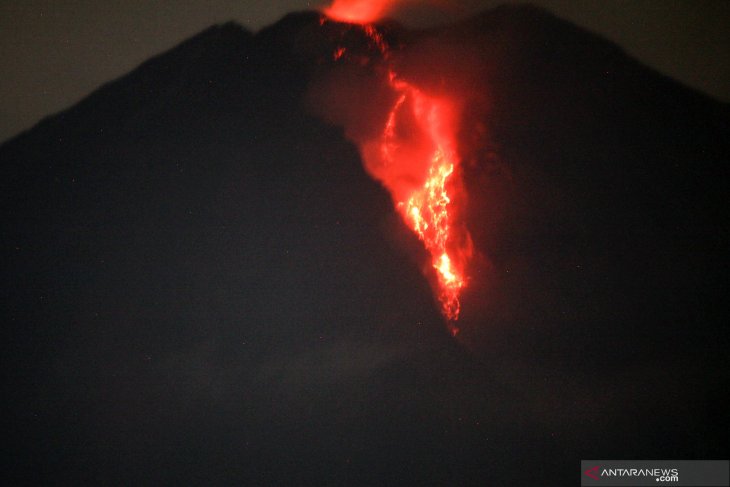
[380,76,470,325]
[322,3,472,332]
[324,0,396,24]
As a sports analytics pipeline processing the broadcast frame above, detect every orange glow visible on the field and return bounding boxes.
[322,7,472,330]
[333,47,346,60]
[323,0,396,24]
[385,78,471,325]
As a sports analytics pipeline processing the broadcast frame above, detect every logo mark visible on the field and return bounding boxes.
[584,465,600,480]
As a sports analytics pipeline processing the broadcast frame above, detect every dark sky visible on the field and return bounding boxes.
[1,0,728,143]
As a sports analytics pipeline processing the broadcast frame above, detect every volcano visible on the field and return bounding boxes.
[1,5,728,485]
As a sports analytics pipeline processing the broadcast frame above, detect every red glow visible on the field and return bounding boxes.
[373,75,472,326]
[333,47,346,60]
[323,7,472,330]
[324,0,396,24]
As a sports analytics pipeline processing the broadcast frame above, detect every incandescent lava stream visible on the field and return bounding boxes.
[320,1,474,335]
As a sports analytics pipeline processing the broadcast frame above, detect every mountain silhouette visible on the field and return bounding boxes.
[2,6,727,485]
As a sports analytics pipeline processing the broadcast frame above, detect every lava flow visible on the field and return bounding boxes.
[324,0,396,24]
[322,1,472,333]
[379,76,471,328]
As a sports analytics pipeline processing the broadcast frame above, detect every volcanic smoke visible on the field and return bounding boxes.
[321,1,473,334]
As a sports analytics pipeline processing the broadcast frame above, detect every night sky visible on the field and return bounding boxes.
[1,0,729,143]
